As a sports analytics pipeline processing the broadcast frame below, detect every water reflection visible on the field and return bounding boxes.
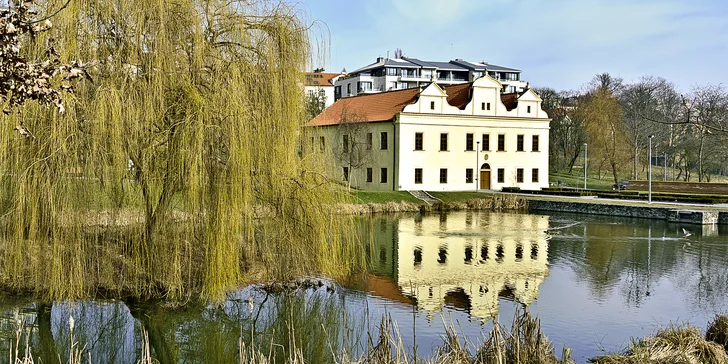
[0,212,727,362]
[364,211,551,322]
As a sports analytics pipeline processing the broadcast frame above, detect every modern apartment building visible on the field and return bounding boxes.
[334,57,527,101]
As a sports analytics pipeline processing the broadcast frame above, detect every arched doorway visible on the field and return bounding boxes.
[480,163,491,190]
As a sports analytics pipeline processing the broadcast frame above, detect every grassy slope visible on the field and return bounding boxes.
[550,171,615,190]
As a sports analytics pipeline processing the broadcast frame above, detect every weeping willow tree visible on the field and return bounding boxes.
[0,0,363,301]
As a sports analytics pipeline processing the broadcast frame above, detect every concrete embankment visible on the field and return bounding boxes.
[526,197,728,225]
[338,193,728,225]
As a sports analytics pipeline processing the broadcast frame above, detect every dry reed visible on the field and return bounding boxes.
[591,324,728,363]
[706,315,728,353]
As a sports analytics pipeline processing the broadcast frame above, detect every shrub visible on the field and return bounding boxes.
[706,314,728,352]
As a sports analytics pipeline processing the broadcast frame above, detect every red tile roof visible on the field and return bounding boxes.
[305,72,340,87]
[308,88,420,126]
[309,83,521,126]
[444,83,472,109]
[500,92,519,111]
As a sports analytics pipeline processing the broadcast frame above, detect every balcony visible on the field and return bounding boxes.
[399,74,424,81]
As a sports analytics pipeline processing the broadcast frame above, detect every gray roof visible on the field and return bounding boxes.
[348,57,521,75]
[409,59,465,71]
[350,58,419,74]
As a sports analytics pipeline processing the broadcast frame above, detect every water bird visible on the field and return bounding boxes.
[682,228,692,237]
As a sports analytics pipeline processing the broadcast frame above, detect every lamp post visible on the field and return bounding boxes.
[583,143,588,190]
[664,152,667,181]
[648,135,654,203]
[476,141,480,191]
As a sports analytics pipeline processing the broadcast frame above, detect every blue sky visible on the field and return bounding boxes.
[300,0,728,93]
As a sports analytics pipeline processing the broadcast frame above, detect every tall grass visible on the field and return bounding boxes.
[0,0,364,302]
[591,319,728,363]
[238,307,573,364]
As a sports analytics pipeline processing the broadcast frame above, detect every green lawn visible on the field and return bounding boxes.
[550,171,617,190]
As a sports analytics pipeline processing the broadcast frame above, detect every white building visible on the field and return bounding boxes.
[304,70,342,108]
[308,75,551,191]
[364,212,550,322]
[334,57,528,100]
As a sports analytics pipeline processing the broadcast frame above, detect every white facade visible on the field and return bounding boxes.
[304,85,336,108]
[304,71,342,108]
[310,76,550,192]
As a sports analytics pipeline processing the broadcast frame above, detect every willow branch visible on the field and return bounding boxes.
[29,0,72,24]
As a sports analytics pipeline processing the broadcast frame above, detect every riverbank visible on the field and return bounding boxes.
[344,190,728,224]
[340,191,527,214]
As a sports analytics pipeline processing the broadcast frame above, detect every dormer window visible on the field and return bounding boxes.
[527,105,531,113]
[430,101,435,110]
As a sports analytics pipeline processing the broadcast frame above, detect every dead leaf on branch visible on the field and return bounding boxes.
[0,0,89,115]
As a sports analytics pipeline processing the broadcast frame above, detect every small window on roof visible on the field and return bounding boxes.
[430,101,435,110]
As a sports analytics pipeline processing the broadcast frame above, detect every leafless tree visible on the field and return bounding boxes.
[333,107,373,189]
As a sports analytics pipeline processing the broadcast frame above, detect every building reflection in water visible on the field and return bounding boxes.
[368,211,550,322]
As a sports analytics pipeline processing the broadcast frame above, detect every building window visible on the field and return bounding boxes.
[430,101,435,110]
[532,135,539,152]
[527,105,532,113]
[343,167,349,182]
[481,102,485,110]
[497,168,505,183]
[466,168,473,183]
[367,168,373,182]
[466,133,474,151]
[482,134,490,151]
[414,168,423,184]
[532,168,539,183]
[440,133,448,151]
[380,132,388,150]
[319,136,325,151]
[366,133,373,150]
[380,168,387,183]
[358,81,372,92]
[517,168,524,183]
[414,132,424,151]
[343,134,349,153]
[439,168,448,183]
[497,134,505,151]
[517,135,524,152]
[487,102,491,111]
[346,83,351,95]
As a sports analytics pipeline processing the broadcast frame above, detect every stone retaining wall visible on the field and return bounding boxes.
[528,200,671,220]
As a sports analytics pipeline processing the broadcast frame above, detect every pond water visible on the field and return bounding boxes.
[1,211,727,363]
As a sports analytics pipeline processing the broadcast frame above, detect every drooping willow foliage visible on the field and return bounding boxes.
[0,0,363,301]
